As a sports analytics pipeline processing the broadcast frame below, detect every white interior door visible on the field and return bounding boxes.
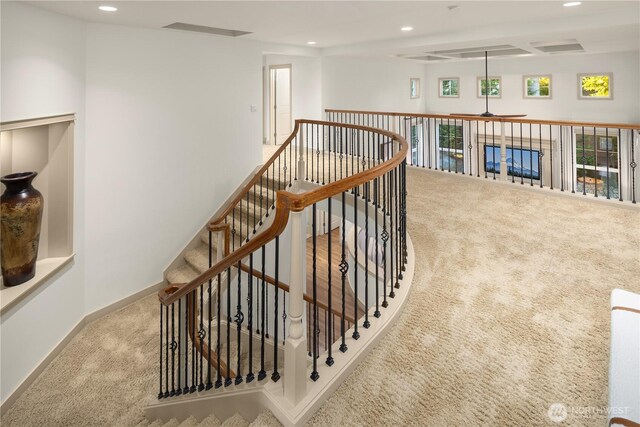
[269,65,292,145]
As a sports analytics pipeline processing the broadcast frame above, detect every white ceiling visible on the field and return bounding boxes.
[25,1,640,60]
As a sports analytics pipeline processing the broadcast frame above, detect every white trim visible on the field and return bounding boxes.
[0,280,166,413]
[0,114,75,131]
[409,77,420,99]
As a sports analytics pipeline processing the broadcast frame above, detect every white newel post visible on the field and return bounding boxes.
[500,122,508,181]
[284,209,307,405]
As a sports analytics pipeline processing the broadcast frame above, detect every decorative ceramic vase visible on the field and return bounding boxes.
[1,172,44,287]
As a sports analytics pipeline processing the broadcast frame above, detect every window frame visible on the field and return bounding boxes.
[410,77,420,99]
[437,123,465,173]
[577,73,613,100]
[477,76,502,99]
[573,130,620,197]
[438,77,460,98]
[523,75,552,99]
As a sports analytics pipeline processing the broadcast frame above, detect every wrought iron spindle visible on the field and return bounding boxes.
[235,261,243,385]
[259,246,267,381]
[340,191,348,353]
[158,302,163,399]
[363,181,370,329]
[311,204,319,381]
[177,299,182,395]
[225,268,232,387]
[326,196,334,366]
[199,284,204,391]
[215,274,222,388]
[247,252,254,383]
[272,236,280,382]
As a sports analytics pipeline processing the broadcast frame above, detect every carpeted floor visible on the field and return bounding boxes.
[2,167,639,426]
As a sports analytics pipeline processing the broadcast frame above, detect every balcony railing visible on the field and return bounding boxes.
[326,109,640,204]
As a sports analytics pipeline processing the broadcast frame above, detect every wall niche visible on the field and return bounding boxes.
[0,114,74,313]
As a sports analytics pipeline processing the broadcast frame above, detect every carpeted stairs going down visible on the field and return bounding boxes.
[135,412,281,427]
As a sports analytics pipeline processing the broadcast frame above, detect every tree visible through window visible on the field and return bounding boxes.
[575,132,619,198]
[478,77,501,97]
[579,74,611,99]
[525,76,551,98]
[439,78,459,97]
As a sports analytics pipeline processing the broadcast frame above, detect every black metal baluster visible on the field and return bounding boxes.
[326,196,334,366]
[306,124,309,181]
[235,261,243,385]
[571,126,576,193]
[165,305,169,397]
[339,191,348,353]
[483,121,488,178]
[560,126,564,192]
[158,302,163,399]
[317,124,320,184]
[631,129,637,203]
[311,204,319,381]
[529,125,534,186]
[389,169,395,299]
[510,122,515,184]
[549,125,554,190]
[374,175,381,317]
[184,296,189,394]
[191,290,196,393]
[492,121,496,180]
[225,268,232,387]
[272,236,280,382]
[322,124,326,185]
[606,128,610,199]
[247,252,254,383]
[177,299,182,395]
[382,170,389,308]
[258,246,267,381]
[476,120,480,177]
[170,303,175,396]
[539,124,544,188]
[215,274,222,388]
[581,127,586,195]
[618,129,623,202]
[520,124,524,185]
[199,285,204,391]
[265,168,269,218]
[395,166,401,286]
[593,127,598,197]
[353,186,360,340]
[364,181,370,328]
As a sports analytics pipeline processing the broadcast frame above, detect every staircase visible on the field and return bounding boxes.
[137,411,281,427]
[165,177,287,286]
[151,119,413,426]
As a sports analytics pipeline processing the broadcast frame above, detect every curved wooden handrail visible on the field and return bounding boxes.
[209,121,301,227]
[325,108,640,130]
[159,119,407,306]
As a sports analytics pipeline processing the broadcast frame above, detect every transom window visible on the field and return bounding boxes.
[524,75,551,98]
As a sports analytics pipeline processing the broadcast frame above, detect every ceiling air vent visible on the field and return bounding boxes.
[536,43,584,53]
[163,22,252,37]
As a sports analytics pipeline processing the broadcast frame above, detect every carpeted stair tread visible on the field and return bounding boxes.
[162,419,180,427]
[220,413,249,427]
[185,244,217,273]
[200,231,244,254]
[167,263,200,284]
[177,415,199,427]
[198,414,222,427]
[248,411,282,427]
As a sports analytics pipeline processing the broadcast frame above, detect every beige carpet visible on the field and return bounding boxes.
[2,167,639,426]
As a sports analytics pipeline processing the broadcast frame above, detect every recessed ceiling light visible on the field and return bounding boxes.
[563,1,582,6]
[401,26,413,32]
[98,5,118,12]
[307,41,317,45]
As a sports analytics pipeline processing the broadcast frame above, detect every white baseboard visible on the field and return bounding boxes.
[0,280,165,415]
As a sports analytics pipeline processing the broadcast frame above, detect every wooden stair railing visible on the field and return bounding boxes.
[157,119,407,400]
[159,119,407,306]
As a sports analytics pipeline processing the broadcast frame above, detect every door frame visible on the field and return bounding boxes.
[268,64,292,145]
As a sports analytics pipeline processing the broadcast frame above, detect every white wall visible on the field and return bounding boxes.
[84,25,264,313]
[263,54,322,143]
[322,56,427,115]
[425,51,640,123]
[0,1,86,403]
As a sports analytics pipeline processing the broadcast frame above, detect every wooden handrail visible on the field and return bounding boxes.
[159,119,407,306]
[209,121,301,227]
[324,108,640,130]
[238,263,357,324]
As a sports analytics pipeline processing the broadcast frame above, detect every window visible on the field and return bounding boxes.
[478,77,501,98]
[439,78,459,98]
[575,132,619,198]
[524,75,552,98]
[410,78,420,99]
[485,145,541,180]
[578,73,612,99]
[438,124,464,173]
[410,123,421,165]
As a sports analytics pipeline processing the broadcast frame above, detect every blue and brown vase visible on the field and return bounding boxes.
[1,172,43,287]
